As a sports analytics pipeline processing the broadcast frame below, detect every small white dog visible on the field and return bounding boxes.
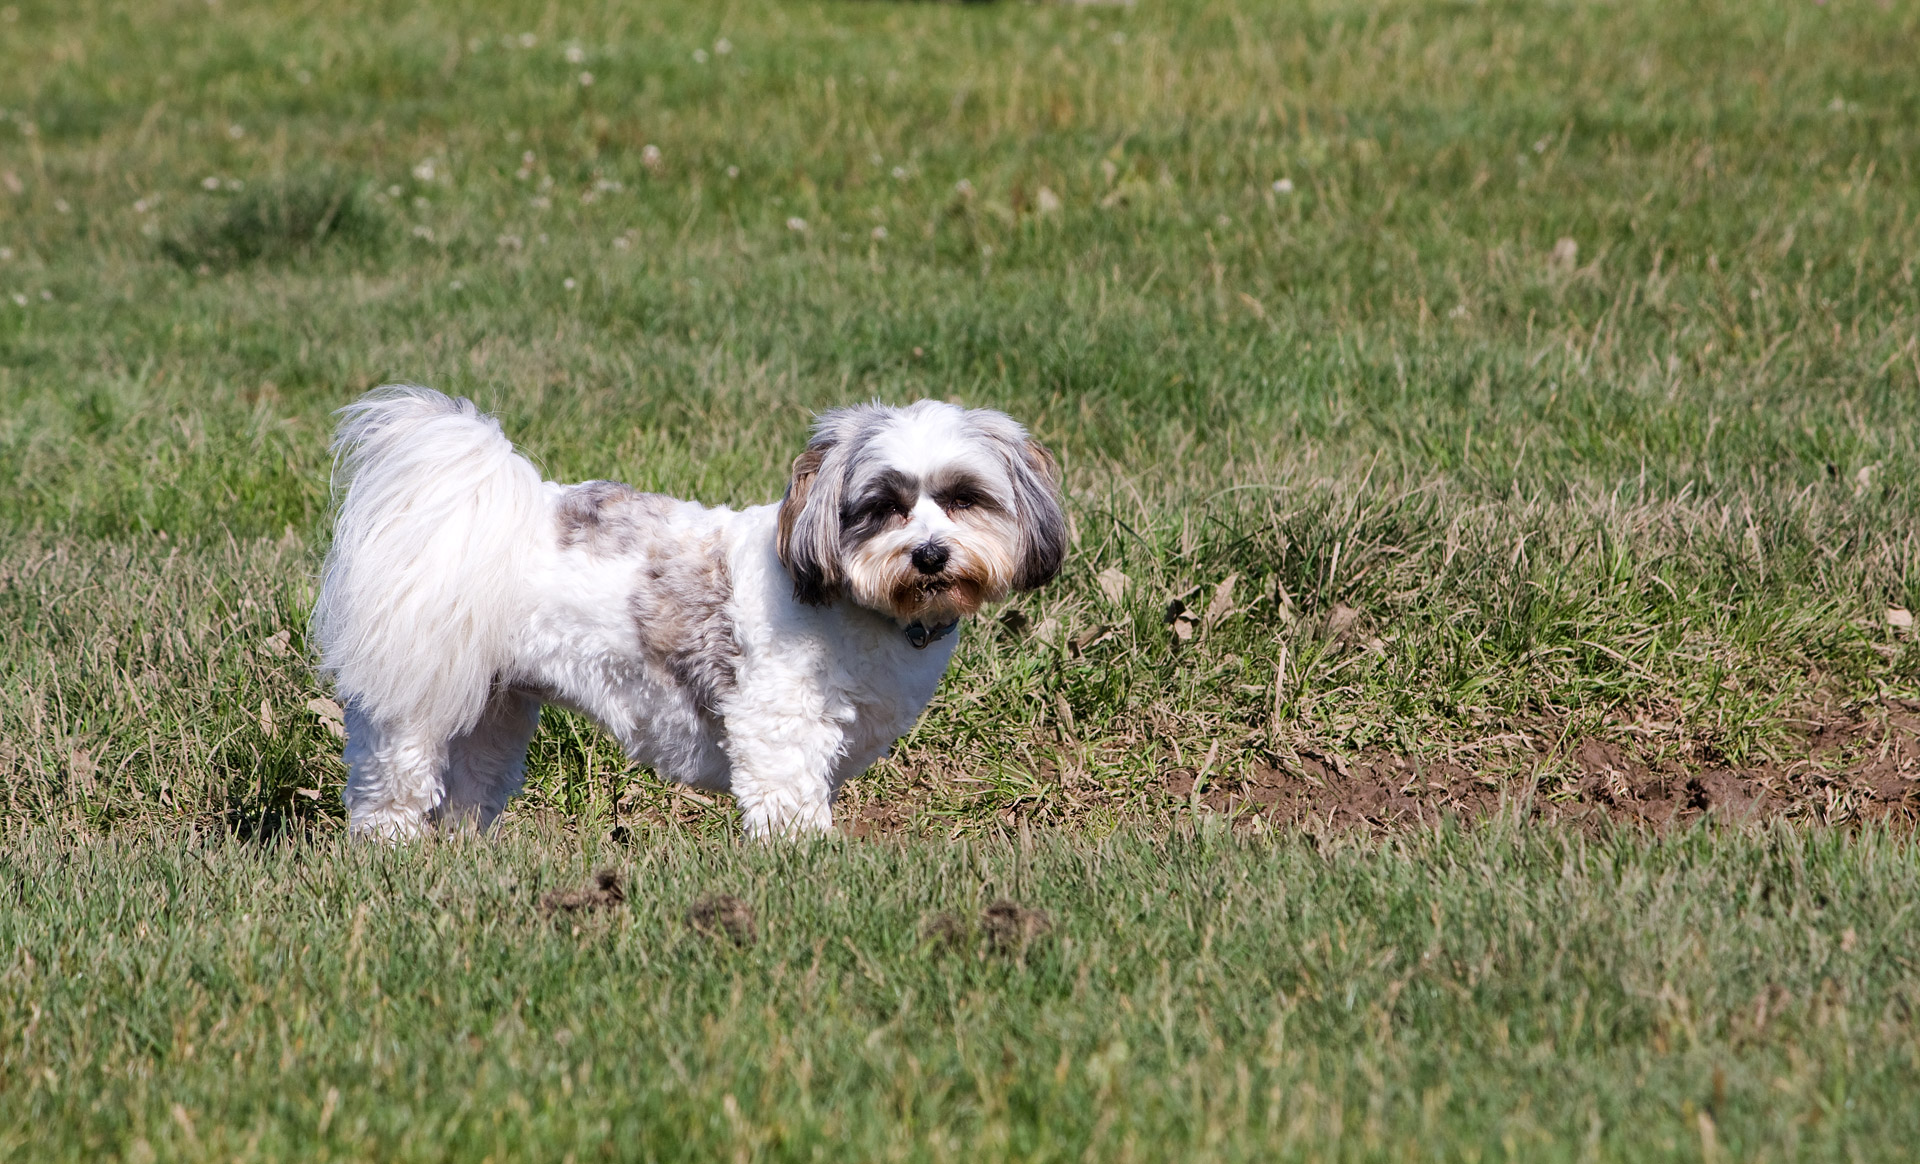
[312,387,1066,839]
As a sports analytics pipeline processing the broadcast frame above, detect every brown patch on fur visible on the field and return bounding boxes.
[686,894,757,946]
[556,482,676,555]
[629,533,738,715]
[777,446,832,603]
[981,900,1051,953]
[886,572,989,622]
[541,869,625,915]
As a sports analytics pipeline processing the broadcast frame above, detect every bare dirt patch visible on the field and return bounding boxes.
[1165,703,1920,833]
[686,893,757,947]
[540,868,626,915]
[846,699,1920,837]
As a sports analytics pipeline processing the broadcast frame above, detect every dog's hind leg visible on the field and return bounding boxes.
[436,689,543,833]
[342,704,448,840]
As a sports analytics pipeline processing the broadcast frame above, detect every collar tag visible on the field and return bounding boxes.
[905,618,959,649]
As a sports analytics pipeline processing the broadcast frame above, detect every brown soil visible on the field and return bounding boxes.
[850,700,1920,836]
[686,893,758,947]
[1165,705,1920,833]
[540,868,626,915]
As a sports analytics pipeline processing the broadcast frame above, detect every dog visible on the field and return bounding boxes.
[312,387,1067,839]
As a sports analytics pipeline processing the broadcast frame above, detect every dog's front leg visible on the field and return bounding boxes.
[721,709,844,839]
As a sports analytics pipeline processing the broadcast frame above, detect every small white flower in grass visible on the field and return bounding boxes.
[519,33,537,48]
[522,150,536,165]
[387,184,402,197]
[564,44,585,64]
[642,144,662,169]
[1215,213,1230,227]
[870,153,883,166]
[1109,32,1126,45]
[531,196,551,209]
[412,160,436,182]
[134,198,150,213]
[563,277,576,289]
[449,280,463,290]
[1035,186,1062,215]
[1273,178,1294,194]
[578,71,594,87]
[201,176,221,190]
[692,48,708,64]
[413,196,428,209]
[613,236,630,250]
[226,124,245,139]
[891,166,908,180]
[714,38,732,55]
[38,289,49,300]
[296,70,312,85]
[53,199,69,214]
[594,179,622,192]
[580,190,597,204]
[516,167,531,181]
[10,294,25,307]
[726,165,739,178]
[0,247,12,261]
[412,225,434,239]
[787,217,808,232]
[1448,303,1470,319]
[871,226,887,240]
[954,179,973,196]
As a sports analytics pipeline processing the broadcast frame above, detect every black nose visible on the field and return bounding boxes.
[911,541,950,575]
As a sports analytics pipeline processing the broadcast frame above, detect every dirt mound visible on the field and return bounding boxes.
[1166,705,1920,833]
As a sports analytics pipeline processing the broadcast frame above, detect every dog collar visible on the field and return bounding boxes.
[904,618,959,650]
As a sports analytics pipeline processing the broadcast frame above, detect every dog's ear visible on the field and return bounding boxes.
[1010,436,1069,591]
[776,441,841,605]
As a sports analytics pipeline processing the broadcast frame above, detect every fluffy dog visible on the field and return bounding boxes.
[312,387,1067,839]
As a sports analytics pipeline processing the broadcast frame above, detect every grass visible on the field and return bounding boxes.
[6,823,1919,1162]
[2,0,1919,1157]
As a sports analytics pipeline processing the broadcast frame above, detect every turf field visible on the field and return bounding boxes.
[1,0,1917,1158]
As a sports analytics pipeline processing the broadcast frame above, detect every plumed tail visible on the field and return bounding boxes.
[312,386,545,737]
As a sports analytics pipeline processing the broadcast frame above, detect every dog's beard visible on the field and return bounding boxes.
[843,528,1019,624]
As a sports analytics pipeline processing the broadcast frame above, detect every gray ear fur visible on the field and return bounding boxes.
[776,412,870,605]
[1008,434,1069,591]
[776,444,839,605]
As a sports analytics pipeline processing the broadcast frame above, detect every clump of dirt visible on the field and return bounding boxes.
[686,894,757,947]
[981,900,1051,954]
[541,869,625,915]
[919,911,973,954]
[1164,703,1920,834]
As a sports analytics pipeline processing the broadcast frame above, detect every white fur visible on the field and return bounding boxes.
[312,386,1063,840]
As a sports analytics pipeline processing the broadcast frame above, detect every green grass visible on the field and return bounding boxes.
[3,0,1920,1157]
[5,823,1919,1162]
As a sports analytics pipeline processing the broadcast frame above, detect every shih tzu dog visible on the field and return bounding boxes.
[312,387,1067,839]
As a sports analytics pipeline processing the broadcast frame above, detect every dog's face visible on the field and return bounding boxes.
[776,401,1067,624]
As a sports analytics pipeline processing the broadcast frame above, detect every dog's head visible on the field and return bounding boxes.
[776,401,1067,624]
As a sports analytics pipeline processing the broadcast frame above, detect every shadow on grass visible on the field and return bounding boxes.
[161,170,385,271]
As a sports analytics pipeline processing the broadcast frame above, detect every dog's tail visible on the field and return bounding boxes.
[312,385,546,738]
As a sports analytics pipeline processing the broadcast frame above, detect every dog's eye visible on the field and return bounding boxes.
[943,492,981,513]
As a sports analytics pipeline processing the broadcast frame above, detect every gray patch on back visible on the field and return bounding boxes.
[556,481,676,555]
[629,532,738,715]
